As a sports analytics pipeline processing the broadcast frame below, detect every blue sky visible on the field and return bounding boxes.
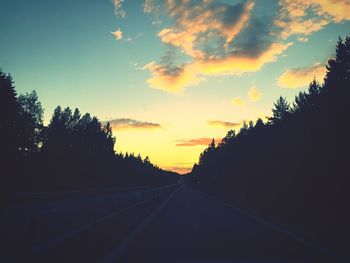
[1,0,349,173]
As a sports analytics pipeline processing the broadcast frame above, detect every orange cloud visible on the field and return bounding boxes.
[277,63,327,89]
[276,0,350,40]
[248,85,263,101]
[143,62,203,93]
[311,0,350,23]
[112,29,123,40]
[145,41,291,92]
[175,137,221,147]
[142,0,350,92]
[158,0,254,58]
[196,42,292,76]
[231,97,245,106]
[208,120,241,128]
[142,0,293,92]
[106,118,162,130]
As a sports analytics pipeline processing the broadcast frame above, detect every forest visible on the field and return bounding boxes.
[187,36,350,252]
[0,73,178,193]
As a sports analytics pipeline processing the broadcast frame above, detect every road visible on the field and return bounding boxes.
[1,183,340,262]
[110,185,335,263]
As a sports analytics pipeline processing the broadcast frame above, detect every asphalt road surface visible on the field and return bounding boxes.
[1,183,341,263]
[109,185,335,263]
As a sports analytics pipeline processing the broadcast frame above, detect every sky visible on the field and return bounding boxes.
[1,0,349,173]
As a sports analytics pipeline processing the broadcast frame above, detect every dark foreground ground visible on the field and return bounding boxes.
[0,181,343,263]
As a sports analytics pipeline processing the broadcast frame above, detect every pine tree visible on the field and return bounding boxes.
[17,91,44,152]
[270,96,290,124]
[0,71,20,154]
[324,37,350,97]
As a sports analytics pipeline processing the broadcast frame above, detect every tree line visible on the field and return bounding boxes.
[0,73,178,193]
[187,36,350,256]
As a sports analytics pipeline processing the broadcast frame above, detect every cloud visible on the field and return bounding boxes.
[112,29,123,40]
[113,0,126,19]
[175,137,221,147]
[111,0,349,92]
[158,0,255,59]
[152,19,162,25]
[314,0,350,22]
[194,42,292,76]
[231,96,245,106]
[276,0,350,40]
[277,63,327,89]
[145,41,291,92]
[144,0,159,14]
[143,61,203,93]
[106,118,162,130]
[248,85,262,101]
[143,0,292,92]
[208,120,241,128]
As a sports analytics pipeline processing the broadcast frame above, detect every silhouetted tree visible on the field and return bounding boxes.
[269,96,290,124]
[42,106,70,154]
[324,37,350,93]
[293,79,321,114]
[220,130,236,146]
[102,122,115,156]
[17,91,44,153]
[0,70,178,192]
[0,71,20,155]
[143,156,150,164]
[42,106,115,158]
[188,35,350,258]
[255,118,265,129]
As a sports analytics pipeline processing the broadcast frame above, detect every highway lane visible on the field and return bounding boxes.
[112,185,334,263]
[0,183,178,262]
